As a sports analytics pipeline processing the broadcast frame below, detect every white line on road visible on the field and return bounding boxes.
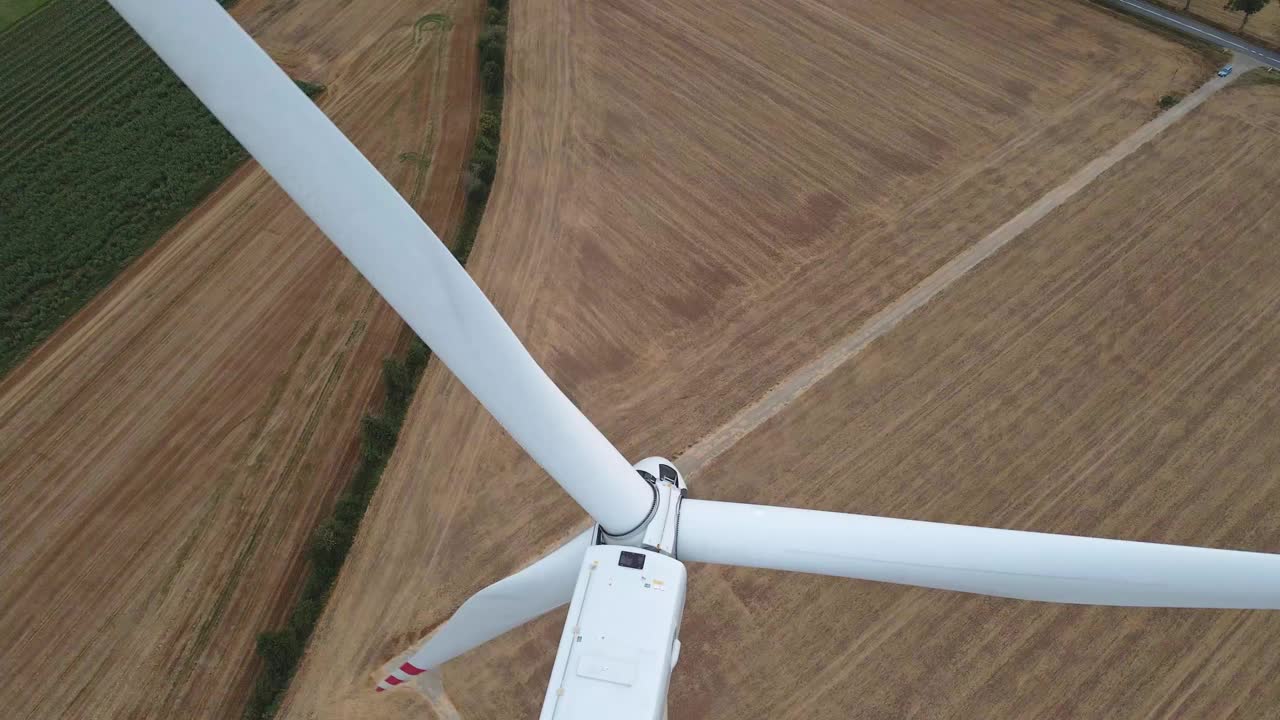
[1111,0,1278,65]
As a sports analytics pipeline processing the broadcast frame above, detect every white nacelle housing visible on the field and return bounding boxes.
[540,545,687,720]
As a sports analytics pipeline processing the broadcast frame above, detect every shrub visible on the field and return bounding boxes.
[293,80,326,98]
[256,630,301,686]
[288,597,324,638]
[1157,93,1183,110]
[332,493,365,529]
[245,2,506,717]
[382,358,411,407]
[482,61,503,94]
[308,517,348,573]
[471,146,498,184]
[361,414,398,462]
[478,109,502,141]
[406,338,430,377]
[467,174,491,203]
[478,25,506,67]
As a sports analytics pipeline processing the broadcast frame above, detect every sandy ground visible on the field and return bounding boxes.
[0,0,481,717]
[278,1,1219,718]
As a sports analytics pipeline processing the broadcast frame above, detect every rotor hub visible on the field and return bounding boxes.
[598,457,687,556]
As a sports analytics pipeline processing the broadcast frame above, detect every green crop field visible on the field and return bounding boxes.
[0,0,254,377]
[0,0,51,32]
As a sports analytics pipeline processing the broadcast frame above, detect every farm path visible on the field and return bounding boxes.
[678,59,1245,476]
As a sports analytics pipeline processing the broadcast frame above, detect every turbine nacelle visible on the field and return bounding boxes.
[541,458,689,720]
[541,543,686,720]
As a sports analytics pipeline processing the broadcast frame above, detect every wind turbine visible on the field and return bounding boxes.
[108,1,1280,717]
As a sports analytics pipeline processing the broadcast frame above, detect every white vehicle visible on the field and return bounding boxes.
[108,1,1280,717]
[1218,64,1234,77]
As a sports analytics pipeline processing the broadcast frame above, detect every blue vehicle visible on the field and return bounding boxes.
[1218,65,1234,77]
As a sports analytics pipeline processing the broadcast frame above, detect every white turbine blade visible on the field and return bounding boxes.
[106,0,654,535]
[377,529,592,691]
[678,500,1280,608]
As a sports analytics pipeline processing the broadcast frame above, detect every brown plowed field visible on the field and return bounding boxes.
[671,79,1280,718]
[0,0,480,717]
[279,1,1224,718]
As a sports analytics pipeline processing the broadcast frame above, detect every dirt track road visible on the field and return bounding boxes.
[0,1,480,717]
[681,58,1247,476]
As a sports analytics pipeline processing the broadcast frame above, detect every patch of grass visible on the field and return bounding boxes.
[1158,92,1185,109]
[398,123,436,203]
[294,79,327,98]
[1237,67,1280,86]
[0,0,52,32]
[415,11,452,42]
[241,1,510,717]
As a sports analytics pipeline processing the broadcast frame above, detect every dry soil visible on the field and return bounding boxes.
[0,0,480,717]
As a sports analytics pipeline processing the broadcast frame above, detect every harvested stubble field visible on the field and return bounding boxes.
[277,1,1228,718]
[0,0,481,717]
[671,79,1280,719]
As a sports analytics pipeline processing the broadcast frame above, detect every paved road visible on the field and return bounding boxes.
[1102,0,1280,69]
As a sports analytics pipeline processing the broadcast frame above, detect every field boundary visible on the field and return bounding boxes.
[0,0,326,380]
[243,1,507,717]
[678,63,1240,476]
[1145,0,1280,54]
[1081,0,1232,64]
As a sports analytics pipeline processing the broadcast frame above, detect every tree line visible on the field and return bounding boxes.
[1180,0,1274,31]
[244,0,509,717]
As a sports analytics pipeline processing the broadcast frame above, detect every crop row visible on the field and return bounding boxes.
[0,12,136,122]
[0,53,247,375]
[0,0,96,68]
[0,45,152,169]
[0,3,152,170]
[0,42,148,138]
[0,0,111,74]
